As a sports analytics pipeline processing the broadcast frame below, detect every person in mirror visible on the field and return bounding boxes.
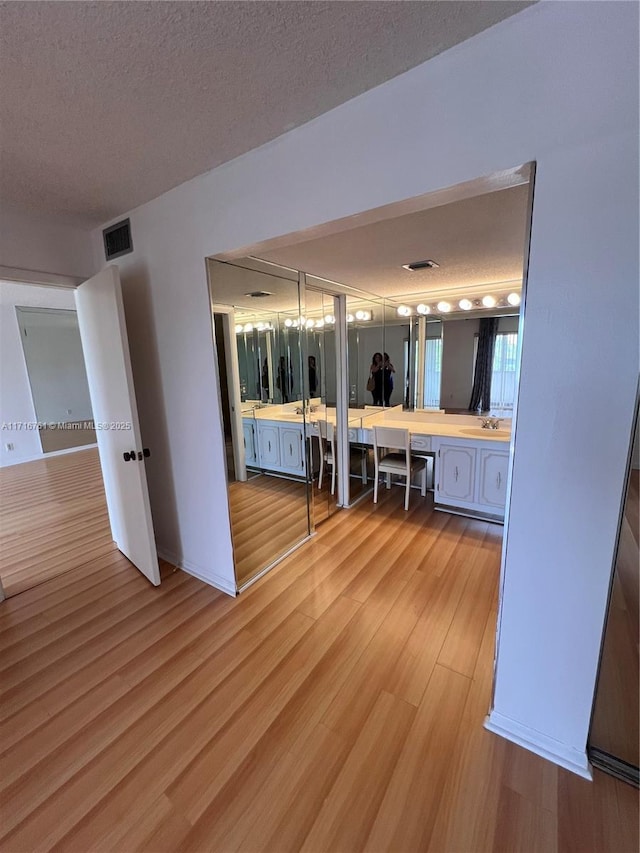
[369,351,384,405]
[383,352,395,407]
[276,356,293,403]
[261,357,270,401]
[308,355,318,397]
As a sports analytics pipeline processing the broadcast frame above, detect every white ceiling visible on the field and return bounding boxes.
[0,1,533,226]
[259,183,530,300]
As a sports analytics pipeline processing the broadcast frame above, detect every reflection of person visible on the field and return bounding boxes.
[383,352,395,407]
[261,357,270,400]
[308,356,318,396]
[276,356,293,402]
[369,352,383,405]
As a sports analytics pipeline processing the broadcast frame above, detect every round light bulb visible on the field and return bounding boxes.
[284,318,293,328]
[482,295,496,308]
[416,304,431,315]
[437,301,451,313]
[459,298,473,311]
[235,324,243,334]
[397,305,412,317]
[507,292,521,306]
[306,318,314,328]
[355,310,366,321]
[243,323,254,333]
[324,314,335,324]
[347,313,354,323]
[362,311,371,321]
[315,319,324,328]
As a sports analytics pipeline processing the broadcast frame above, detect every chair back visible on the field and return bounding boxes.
[373,426,409,456]
[318,419,335,441]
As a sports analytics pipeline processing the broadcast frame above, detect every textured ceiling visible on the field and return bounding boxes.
[0,1,533,225]
[259,184,530,300]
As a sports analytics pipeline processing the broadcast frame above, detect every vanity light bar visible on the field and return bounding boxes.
[395,291,522,317]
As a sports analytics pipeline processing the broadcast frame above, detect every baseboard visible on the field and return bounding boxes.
[0,443,98,468]
[156,547,237,597]
[484,710,593,780]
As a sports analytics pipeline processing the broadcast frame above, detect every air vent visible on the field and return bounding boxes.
[103,218,133,260]
[244,290,272,298]
[402,259,440,271]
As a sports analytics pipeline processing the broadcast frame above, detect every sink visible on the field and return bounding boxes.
[459,427,511,439]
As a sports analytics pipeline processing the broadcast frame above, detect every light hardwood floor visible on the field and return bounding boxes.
[0,448,113,597]
[0,487,637,852]
[590,469,639,768]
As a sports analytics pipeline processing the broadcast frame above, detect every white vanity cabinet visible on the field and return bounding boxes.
[478,447,509,509]
[256,422,280,468]
[242,418,258,466]
[279,424,305,474]
[255,420,306,477]
[434,437,509,522]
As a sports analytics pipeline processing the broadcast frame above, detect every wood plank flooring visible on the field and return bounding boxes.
[590,469,639,767]
[0,448,113,597]
[0,486,637,851]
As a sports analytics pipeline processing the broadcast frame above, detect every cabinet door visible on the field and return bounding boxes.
[280,426,304,473]
[242,421,256,465]
[258,424,280,467]
[437,444,476,502]
[478,448,509,508]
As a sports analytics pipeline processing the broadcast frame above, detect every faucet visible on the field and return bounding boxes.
[479,417,502,429]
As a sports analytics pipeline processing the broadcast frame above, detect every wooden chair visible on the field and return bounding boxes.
[373,426,427,511]
[317,419,336,495]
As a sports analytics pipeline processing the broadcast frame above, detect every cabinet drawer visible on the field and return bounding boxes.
[410,435,431,451]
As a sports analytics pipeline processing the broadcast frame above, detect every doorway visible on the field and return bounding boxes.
[0,282,112,596]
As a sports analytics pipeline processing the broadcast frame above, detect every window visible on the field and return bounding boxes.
[423,336,443,408]
[491,332,518,410]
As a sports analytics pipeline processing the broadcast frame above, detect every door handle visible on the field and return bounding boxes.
[497,471,502,488]
[454,466,459,482]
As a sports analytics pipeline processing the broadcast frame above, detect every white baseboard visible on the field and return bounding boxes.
[156,547,237,597]
[484,710,593,780]
[0,442,98,468]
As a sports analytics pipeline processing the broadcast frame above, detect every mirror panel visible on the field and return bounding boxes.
[589,399,639,785]
[208,259,311,589]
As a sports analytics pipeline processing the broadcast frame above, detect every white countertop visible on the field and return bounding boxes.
[248,406,510,443]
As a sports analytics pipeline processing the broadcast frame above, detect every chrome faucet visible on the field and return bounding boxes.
[479,417,502,429]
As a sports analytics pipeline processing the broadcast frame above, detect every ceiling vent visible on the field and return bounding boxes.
[245,290,272,298]
[103,218,133,260]
[402,259,440,271]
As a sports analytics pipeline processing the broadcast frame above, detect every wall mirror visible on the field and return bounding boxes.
[208,258,312,590]
[589,395,639,786]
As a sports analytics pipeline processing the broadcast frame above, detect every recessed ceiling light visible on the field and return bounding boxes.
[437,301,451,313]
[416,304,431,315]
[401,259,440,271]
[482,295,497,308]
[459,298,473,311]
[507,292,521,306]
[244,290,272,298]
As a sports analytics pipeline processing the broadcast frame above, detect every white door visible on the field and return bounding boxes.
[75,266,160,585]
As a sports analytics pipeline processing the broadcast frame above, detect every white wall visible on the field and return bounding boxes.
[0,282,81,465]
[89,2,638,772]
[17,310,93,424]
[0,208,95,280]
